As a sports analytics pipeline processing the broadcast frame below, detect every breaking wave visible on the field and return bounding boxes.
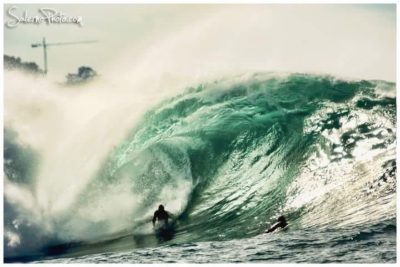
[4,73,396,260]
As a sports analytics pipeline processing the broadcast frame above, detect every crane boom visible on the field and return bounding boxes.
[32,40,98,48]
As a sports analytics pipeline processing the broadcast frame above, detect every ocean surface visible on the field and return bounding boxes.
[4,73,396,263]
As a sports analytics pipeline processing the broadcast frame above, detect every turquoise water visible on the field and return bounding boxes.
[4,73,396,263]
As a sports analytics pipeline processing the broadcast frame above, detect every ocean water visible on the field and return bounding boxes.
[4,73,396,263]
[33,221,396,263]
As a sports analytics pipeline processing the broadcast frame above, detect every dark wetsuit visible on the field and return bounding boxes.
[153,209,169,226]
[266,217,288,233]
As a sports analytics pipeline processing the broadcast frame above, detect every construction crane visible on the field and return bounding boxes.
[31,37,98,74]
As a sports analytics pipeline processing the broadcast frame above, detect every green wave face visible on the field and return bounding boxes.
[77,73,395,243]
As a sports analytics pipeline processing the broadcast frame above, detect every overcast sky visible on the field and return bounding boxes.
[4,4,396,82]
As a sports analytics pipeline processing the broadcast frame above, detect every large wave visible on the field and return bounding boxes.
[4,73,396,260]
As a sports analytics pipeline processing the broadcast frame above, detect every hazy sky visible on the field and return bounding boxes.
[4,4,396,82]
[4,4,221,80]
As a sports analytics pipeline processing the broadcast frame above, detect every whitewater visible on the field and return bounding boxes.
[3,5,396,263]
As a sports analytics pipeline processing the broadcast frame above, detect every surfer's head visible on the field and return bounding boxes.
[278,215,286,223]
[158,205,165,211]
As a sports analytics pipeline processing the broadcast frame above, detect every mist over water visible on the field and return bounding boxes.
[3,5,396,262]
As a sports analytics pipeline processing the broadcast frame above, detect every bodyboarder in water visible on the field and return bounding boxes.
[152,204,170,228]
[266,215,288,233]
[152,204,175,241]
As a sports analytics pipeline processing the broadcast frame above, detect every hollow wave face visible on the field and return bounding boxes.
[4,73,396,259]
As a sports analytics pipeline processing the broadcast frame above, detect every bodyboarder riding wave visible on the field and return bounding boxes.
[152,204,171,228]
[266,215,288,233]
